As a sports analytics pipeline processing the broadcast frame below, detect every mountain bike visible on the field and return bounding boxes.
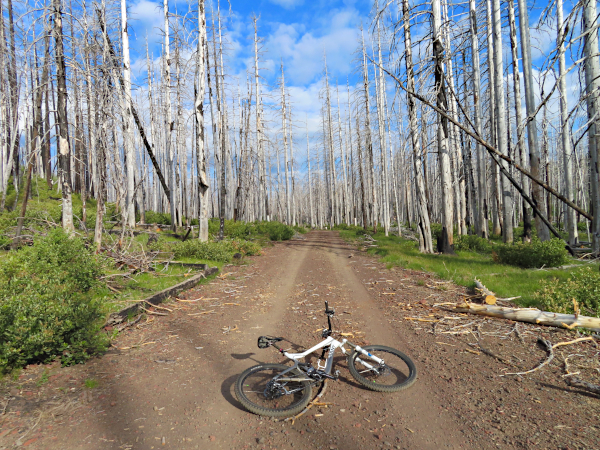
[235,301,417,418]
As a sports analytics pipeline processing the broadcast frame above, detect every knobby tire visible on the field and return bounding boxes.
[348,345,417,393]
[235,363,313,418]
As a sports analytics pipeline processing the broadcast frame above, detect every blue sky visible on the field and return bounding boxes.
[119,0,587,147]
[121,0,374,138]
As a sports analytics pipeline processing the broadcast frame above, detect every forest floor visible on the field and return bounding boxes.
[1,231,599,450]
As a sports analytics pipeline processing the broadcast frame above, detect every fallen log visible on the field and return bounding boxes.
[105,266,219,326]
[450,303,600,332]
[474,278,497,305]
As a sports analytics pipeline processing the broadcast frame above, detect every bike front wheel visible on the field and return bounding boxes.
[234,363,313,418]
[348,345,417,393]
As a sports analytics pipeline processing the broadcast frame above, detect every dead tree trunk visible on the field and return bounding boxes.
[507,0,532,242]
[195,0,209,241]
[518,0,550,241]
[432,0,455,254]
[53,0,74,233]
[491,0,513,242]
[469,0,488,238]
[403,0,433,252]
[582,0,600,253]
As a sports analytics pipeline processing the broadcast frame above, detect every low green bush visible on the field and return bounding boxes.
[430,223,443,241]
[104,203,122,223]
[172,239,233,262]
[355,228,371,237]
[144,210,172,225]
[334,224,366,233]
[534,267,600,316]
[204,219,296,241]
[229,239,261,256]
[255,221,294,241]
[172,237,262,262]
[208,218,220,235]
[0,234,11,249]
[0,228,107,371]
[293,225,309,234]
[225,221,254,239]
[206,219,254,238]
[493,238,569,268]
[577,222,590,232]
[454,235,492,254]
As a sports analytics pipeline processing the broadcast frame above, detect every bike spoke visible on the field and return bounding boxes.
[241,368,308,410]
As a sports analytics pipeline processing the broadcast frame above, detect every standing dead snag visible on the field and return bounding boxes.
[432,0,454,255]
[195,0,209,241]
[53,0,74,233]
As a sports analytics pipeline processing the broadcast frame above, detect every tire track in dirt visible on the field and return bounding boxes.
[319,231,469,449]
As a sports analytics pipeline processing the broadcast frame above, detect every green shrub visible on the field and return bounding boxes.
[0,228,107,371]
[144,210,172,225]
[172,237,262,261]
[229,239,261,256]
[534,267,600,316]
[104,203,122,223]
[255,222,295,241]
[493,238,569,268]
[0,234,11,249]
[224,221,254,239]
[293,225,308,234]
[333,223,357,231]
[355,228,371,237]
[208,218,220,235]
[577,222,589,232]
[454,235,492,254]
[430,223,443,241]
[172,239,234,262]
[334,223,365,232]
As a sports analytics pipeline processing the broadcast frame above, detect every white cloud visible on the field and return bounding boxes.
[267,0,305,9]
[129,0,163,28]
[263,8,361,84]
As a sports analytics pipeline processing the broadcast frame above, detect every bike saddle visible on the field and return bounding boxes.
[257,336,283,349]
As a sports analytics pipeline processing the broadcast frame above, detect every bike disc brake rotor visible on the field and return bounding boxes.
[377,364,391,377]
[264,380,286,400]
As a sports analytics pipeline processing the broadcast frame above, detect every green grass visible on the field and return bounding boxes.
[98,262,222,314]
[36,369,50,386]
[84,378,98,389]
[340,230,598,308]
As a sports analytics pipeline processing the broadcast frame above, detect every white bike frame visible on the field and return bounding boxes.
[274,335,385,382]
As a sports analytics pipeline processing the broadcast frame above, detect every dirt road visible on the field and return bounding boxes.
[2,231,599,450]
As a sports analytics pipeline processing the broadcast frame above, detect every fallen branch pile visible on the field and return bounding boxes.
[397,297,599,397]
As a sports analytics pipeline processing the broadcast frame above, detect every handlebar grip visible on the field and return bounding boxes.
[325,301,329,311]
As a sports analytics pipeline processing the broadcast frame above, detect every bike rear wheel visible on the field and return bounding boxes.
[348,345,417,393]
[235,363,313,417]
